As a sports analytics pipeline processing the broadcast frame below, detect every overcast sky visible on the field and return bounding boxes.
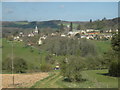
[1,2,118,21]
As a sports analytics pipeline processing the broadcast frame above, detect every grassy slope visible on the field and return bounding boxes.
[32,69,118,88]
[2,38,111,70]
[91,40,111,54]
[2,38,46,71]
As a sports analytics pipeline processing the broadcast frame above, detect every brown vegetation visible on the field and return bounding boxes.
[2,73,48,88]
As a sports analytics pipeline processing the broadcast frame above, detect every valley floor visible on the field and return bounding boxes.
[1,69,118,88]
[32,69,118,88]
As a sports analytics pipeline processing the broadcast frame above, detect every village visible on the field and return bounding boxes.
[12,23,118,46]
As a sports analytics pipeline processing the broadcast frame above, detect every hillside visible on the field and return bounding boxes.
[2,17,118,30]
[2,38,47,73]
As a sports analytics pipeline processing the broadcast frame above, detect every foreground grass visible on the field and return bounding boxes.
[81,69,118,88]
[32,69,118,88]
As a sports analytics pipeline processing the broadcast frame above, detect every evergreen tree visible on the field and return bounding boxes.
[102,17,107,21]
[90,19,92,23]
[70,22,73,31]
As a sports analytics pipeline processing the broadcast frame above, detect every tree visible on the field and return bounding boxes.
[60,56,85,82]
[111,33,120,53]
[77,24,81,30]
[2,57,28,73]
[70,22,73,31]
[14,57,28,73]
[60,23,64,32]
[109,61,120,77]
[90,19,92,23]
[109,32,120,76]
[102,17,107,21]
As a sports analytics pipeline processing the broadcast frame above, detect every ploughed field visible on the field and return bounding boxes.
[2,72,48,88]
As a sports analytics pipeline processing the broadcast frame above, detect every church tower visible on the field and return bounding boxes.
[34,26,39,34]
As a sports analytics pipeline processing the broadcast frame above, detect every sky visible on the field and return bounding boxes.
[2,2,118,21]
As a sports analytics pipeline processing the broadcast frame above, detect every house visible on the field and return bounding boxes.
[80,30,86,34]
[14,36,20,40]
[87,32,99,35]
[81,35,86,39]
[38,38,42,45]
[61,34,66,37]
[86,29,94,32]
[28,33,34,37]
[13,36,23,41]
[19,32,24,37]
[67,31,74,36]
[38,35,47,45]
[51,33,56,36]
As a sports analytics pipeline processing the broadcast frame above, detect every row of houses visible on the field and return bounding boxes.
[12,25,118,46]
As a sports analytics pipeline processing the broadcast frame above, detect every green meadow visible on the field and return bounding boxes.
[2,38,111,72]
[2,38,118,88]
[32,69,118,88]
[2,38,47,73]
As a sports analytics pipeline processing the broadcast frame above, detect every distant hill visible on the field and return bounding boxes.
[2,17,119,30]
[2,20,61,29]
[84,17,118,30]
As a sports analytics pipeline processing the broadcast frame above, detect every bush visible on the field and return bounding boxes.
[2,57,12,71]
[109,61,120,77]
[85,55,100,70]
[40,64,52,72]
[60,56,85,82]
[14,57,28,73]
[45,54,55,64]
[2,57,28,73]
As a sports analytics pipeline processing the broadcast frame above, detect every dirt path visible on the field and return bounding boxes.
[33,72,63,88]
[2,72,48,88]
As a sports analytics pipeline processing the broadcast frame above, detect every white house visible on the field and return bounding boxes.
[38,38,42,45]
[38,35,47,45]
[28,33,34,37]
[61,34,66,37]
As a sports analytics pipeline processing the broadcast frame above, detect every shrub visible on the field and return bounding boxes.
[109,61,120,77]
[40,64,52,72]
[13,57,28,73]
[85,55,99,70]
[2,57,12,71]
[45,54,55,64]
[60,56,85,82]
[2,57,28,73]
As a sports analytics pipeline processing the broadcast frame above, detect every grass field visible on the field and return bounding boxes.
[91,40,111,54]
[32,69,118,88]
[2,38,47,72]
[2,38,111,73]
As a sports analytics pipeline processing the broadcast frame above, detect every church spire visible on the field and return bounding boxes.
[34,25,38,34]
